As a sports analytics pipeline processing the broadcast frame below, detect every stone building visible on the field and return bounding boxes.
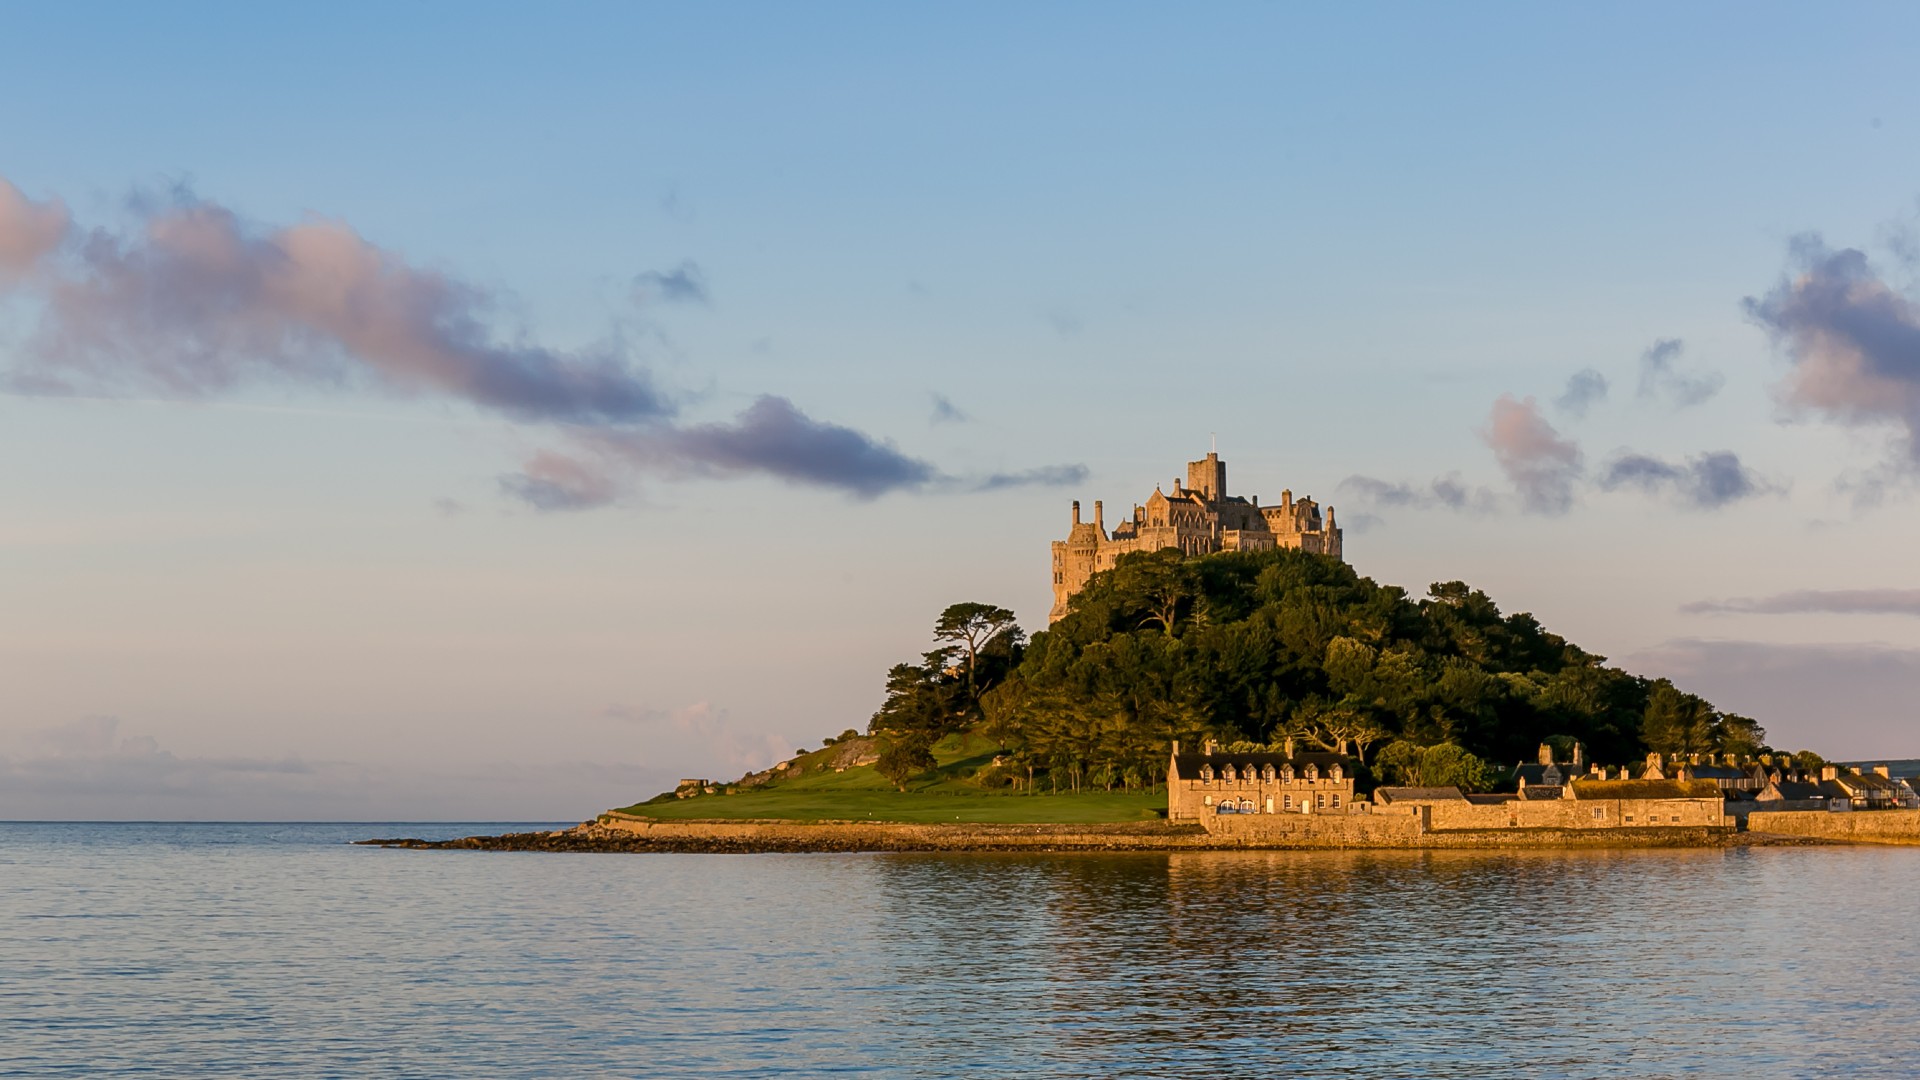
[1167,740,1360,820]
[1049,451,1344,622]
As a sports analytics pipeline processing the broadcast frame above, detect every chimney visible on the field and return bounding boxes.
[1821,766,1838,782]
[1572,742,1586,769]
[1283,488,1293,508]
[1538,743,1553,767]
[1094,500,1104,530]
[1874,765,1891,778]
[1849,765,1863,775]
[1202,738,1216,756]
[1171,740,1180,757]
[1072,500,1081,526]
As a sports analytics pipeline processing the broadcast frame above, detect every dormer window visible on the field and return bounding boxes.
[1199,765,1214,782]
[1305,764,1319,781]
[1221,765,1236,783]
[1330,764,1344,781]
[1262,765,1276,782]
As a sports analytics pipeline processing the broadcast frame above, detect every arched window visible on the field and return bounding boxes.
[1238,799,1255,813]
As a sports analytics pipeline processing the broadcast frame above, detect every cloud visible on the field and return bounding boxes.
[501,396,1090,510]
[969,463,1090,492]
[1598,450,1777,508]
[0,175,1067,510]
[1044,306,1083,336]
[1745,235,1920,464]
[0,178,69,282]
[1681,589,1920,616]
[632,259,710,306]
[1480,394,1583,514]
[594,395,941,498]
[1620,639,1920,758]
[1340,473,1500,513]
[499,450,621,511]
[1555,367,1609,417]
[2,191,672,425]
[929,392,969,425]
[1636,338,1723,407]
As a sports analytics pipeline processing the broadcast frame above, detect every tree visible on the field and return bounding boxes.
[934,602,1021,700]
[875,732,937,790]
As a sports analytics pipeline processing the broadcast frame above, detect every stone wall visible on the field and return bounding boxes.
[1376,795,1725,832]
[1746,809,1920,845]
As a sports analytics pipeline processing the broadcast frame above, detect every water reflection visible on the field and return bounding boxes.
[3,827,1918,1078]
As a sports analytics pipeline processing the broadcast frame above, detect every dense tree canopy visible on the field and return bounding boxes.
[959,548,1769,793]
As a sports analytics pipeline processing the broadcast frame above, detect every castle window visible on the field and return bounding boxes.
[1315,792,1326,809]
[1283,794,1292,810]
[1329,764,1343,781]
[1261,765,1276,782]
[1199,765,1213,782]
[1221,765,1236,783]
[1304,764,1319,781]
[1331,793,1341,808]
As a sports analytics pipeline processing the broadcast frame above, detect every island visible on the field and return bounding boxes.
[367,451,1920,853]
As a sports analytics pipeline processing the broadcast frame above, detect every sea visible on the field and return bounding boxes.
[3,822,1918,1078]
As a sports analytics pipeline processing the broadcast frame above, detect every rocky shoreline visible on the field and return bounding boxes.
[356,815,1847,854]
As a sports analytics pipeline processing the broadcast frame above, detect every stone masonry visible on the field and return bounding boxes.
[1049,451,1344,622]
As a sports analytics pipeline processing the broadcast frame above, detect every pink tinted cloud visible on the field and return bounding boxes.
[1480,394,1583,514]
[1745,238,1920,462]
[0,178,68,281]
[6,186,667,424]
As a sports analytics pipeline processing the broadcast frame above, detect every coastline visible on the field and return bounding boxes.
[357,812,1856,853]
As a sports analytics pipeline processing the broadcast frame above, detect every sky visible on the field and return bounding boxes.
[6,2,1920,818]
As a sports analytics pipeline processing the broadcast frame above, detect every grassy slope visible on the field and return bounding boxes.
[612,732,1165,824]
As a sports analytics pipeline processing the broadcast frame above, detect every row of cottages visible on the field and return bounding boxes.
[1167,741,1362,820]
[1515,746,1774,795]
[1749,765,1920,812]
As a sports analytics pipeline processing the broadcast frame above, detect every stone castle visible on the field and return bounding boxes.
[1049,451,1344,622]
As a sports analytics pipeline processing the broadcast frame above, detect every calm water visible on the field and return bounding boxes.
[3,823,1918,1077]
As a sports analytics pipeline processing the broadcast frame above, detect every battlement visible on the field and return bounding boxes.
[1048,452,1344,622]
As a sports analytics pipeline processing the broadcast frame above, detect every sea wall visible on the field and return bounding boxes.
[1746,809,1920,845]
[588,814,1223,852]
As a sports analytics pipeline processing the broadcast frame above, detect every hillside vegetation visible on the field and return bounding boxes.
[636,547,1775,819]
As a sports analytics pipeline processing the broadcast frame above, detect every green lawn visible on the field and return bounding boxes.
[611,731,1167,824]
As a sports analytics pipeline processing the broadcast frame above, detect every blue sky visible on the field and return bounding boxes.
[6,3,1920,818]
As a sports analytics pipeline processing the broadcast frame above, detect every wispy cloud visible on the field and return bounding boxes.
[969,463,1090,492]
[1555,367,1609,417]
[1481,394,1583,514]
[498,449,623,511]
[632,259,710,306]
[1339,473,1500,512]
[1681,588,1920,616]
[1598,450,1777,508]
[929,392,969,425]
[1636,338,1723,407]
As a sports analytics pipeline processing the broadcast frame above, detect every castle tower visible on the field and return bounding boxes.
[1186,452,1226,503]
[1049,450,1348,623]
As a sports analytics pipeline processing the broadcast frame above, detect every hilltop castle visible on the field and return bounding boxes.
[1049,452,1344,622]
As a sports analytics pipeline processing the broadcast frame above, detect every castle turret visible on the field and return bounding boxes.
[1094,500,1103,530]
